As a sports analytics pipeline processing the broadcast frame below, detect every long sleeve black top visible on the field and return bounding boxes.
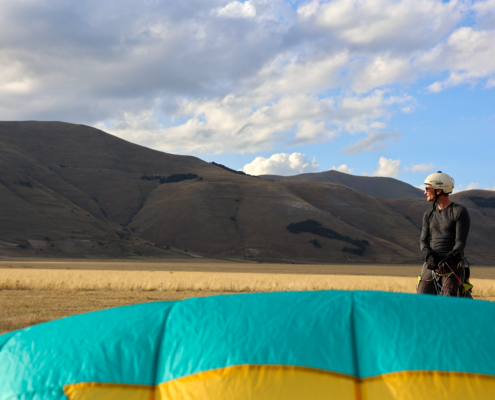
[420,202,470,258]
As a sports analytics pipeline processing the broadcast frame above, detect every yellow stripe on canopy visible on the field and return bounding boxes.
[157,364,357,400]
[64,382,154,400]
[361,370,495,400]
[64,366,495,400]
[64,365,357,400]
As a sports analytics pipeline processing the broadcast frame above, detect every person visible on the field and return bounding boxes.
[417,171,471,296]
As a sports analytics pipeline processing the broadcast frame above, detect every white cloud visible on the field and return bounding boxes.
[454,182,480,193]
[241,152,319,176]
[217,1,256,18]
[0,0,295,124]
[298,0,462,49]
[99,89,407,154]
[330,164,354,174]
[454,182,495,192]
[403,163,435,173]
[466,182,480,190]
[342,132,401,155]
[373,156,400,178]
[473,0,495,29]
[352,56,413,93]
[423,27,495,92]
[0,0,492,156]
[474,0,495,15]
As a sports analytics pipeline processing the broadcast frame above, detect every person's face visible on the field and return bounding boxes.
[424,184,436,201]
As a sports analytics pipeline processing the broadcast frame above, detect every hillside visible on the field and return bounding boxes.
[260,170,424,199]
[0,121,231,258]
[0,121,494,264]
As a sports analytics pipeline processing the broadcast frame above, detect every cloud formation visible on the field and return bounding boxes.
[403,163,435,173]
[217,1,257,18]
[424,27,495,92]
[0,0,493,155]
[241,152,319,176]
[373,156,401,178]
[342,132,401,155]
[454,182,495,193]
[330,164,354,174]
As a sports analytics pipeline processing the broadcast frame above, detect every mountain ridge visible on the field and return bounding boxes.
[1,121,494,264]
[260,170,424,199]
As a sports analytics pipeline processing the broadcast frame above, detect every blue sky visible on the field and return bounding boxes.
[0,0,494,191]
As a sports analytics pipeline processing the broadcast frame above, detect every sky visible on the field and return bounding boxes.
[0,0,494,192]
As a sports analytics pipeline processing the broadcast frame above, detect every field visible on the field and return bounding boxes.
[1,259,495,334]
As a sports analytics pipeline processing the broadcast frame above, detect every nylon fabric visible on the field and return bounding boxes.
[157,364,357,400]
[64,383,154,400]
[62,368,495,400]
[2,291,495,400]
[0,301,177,399]
[64,365,357,400]
[353,292,495,377]
[154,291,356,382]
[361,371,495,400]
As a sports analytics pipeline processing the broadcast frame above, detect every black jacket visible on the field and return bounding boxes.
[420,202,470,258]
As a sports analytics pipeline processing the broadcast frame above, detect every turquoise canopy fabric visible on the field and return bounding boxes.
[1,291,495,400]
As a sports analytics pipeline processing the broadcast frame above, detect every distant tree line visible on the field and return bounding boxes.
[210,161,258,177]
[140,173,200,183]
[18,181,33,188]
[342,246,365,256]
[210,161,247,175]
[469,196,495,208]
[309,239,321,248]
[140,175,162,181]
[161,174,198,183]
[287,219,369,255]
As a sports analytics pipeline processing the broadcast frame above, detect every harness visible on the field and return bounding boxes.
[416,255,473,297]
[435,257,473,297]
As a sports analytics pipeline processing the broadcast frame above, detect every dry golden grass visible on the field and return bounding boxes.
[0,289,223,335]
[2,266,495,294]
[2,262,494,334]
[1,268,424,293]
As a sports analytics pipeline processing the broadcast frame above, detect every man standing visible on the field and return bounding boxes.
[418,171,471,296]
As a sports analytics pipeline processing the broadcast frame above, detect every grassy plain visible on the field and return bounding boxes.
[1,259,494,334]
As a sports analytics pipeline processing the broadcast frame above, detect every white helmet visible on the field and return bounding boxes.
[424,171,454,194]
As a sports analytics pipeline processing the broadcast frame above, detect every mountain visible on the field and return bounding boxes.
[260,170,424,199]
[1,121,494,264]
[0,121,230,258]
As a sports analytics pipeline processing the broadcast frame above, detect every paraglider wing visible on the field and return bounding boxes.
[1,291,495,399]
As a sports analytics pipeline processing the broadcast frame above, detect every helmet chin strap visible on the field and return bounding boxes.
[433,189,442,211]
[428,190,439,224]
